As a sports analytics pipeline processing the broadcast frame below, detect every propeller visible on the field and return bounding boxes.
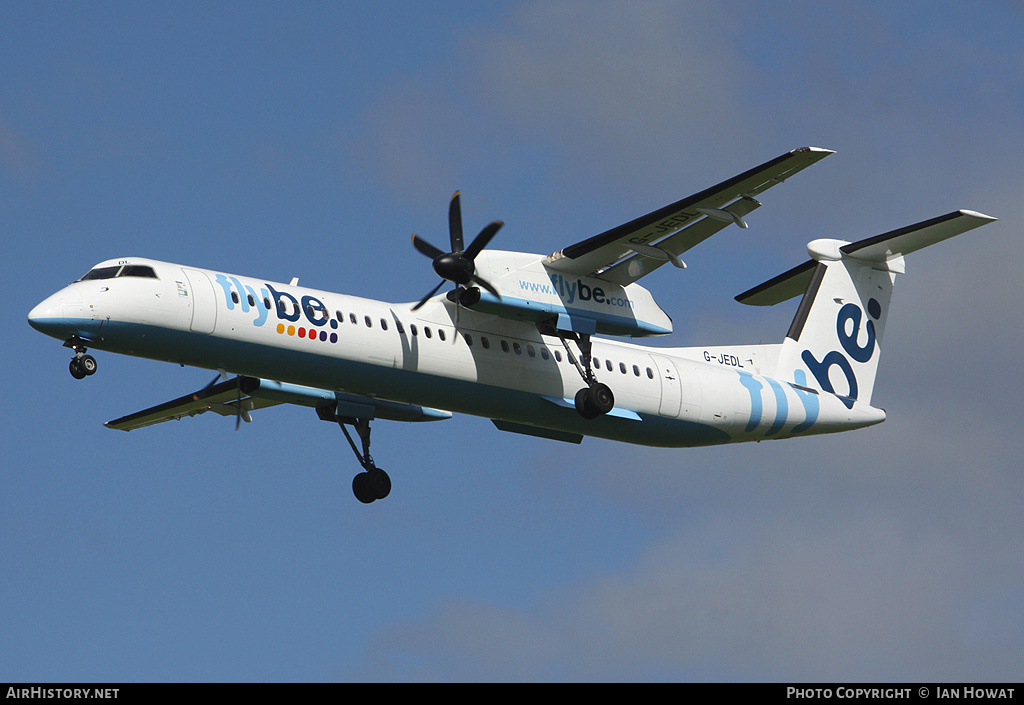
[196,370,248,430]
[411,192,503,311]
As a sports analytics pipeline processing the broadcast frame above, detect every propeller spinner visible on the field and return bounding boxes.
[411,192,503,310]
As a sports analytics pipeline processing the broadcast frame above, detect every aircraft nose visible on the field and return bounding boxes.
[27,289,81,337]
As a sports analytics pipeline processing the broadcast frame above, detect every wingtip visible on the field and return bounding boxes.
[793,146,836,155]
[958,209,998,222]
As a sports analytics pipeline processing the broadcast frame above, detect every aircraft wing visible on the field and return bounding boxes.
[105,376,451,431]
[544,147,834,285]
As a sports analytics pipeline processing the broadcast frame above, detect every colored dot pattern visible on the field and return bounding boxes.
[276,321,338,344]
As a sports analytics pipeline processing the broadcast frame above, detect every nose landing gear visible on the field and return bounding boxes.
[65,338,97,379]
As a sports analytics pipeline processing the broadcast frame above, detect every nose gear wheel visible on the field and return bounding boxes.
[65,338,97,379]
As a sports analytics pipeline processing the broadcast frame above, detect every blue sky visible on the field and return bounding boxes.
[3,1,1023,682]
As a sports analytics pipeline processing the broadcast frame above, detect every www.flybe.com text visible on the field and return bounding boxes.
[517,275,635,309]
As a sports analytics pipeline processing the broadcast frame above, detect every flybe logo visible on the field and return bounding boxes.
[516,274,635,309]
[213,274,340,344]
[800,298,880,409]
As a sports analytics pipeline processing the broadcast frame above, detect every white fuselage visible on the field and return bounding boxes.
[28,257,885,447]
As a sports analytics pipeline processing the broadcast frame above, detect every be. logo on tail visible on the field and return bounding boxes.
[800,298,881,409]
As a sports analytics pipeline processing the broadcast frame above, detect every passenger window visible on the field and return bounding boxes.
[633,364,640,376]
[396,321,404,334]
[248,294,256,307]
[411,324,418,336]
[527,345,536,358]
[438,329,445,341]
[481,336,490,349]
[425,327,432,339]
[464,334,473,346]
[364,316,372,328]
[619,362,627,374]
[606,360,613,372]
[540,347,549,360]
[336,310,343,322]
[231,291,239,304]
[265,298,273,310]
[647,368,655,379]
[554,350,562,362]
[350,313,357,324]
[500,340,509,353]
[380,319,388,331]
[513,342,522,355]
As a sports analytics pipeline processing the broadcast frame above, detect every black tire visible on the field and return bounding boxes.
[78,354,97,376]
[589,383,614,414]
[574,387,600,419]
[368,468,391,500]
[352,472,376,504]
[69,359,86,380]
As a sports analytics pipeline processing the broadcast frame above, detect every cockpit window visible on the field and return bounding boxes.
[119,265,158,279]
[79,266,121,281]
[78,264,159,282]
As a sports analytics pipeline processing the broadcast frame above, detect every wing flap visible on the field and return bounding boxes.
[600,197,762,285]
[104,377,282,431]
[545,147,833,280]
[106,376,453,431]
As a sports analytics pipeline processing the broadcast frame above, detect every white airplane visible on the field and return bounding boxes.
[28,147,996,503]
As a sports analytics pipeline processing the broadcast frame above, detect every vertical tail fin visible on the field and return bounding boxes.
[736,210,997,407]
[775,257,894,406]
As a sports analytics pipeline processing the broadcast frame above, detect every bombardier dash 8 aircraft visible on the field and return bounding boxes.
[28,147,996,503]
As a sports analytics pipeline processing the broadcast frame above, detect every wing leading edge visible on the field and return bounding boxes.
[544,147,834,285]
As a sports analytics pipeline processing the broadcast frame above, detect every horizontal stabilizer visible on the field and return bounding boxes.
[736,210,997,306]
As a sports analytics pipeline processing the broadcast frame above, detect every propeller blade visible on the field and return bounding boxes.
[235,377,242,430]
[412,280,446,311]
[471,275,501,299]
[448,191,464,253]
[464,221,503,260]
[412,234,444,260]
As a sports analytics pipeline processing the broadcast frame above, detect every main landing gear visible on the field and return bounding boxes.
[65,337,97,379]
[550,329,614,420]
[317,406,391,504]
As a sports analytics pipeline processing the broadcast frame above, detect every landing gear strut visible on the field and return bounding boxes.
[65,337,97,379]
[317,405,391,504]
[548,328,614,419]
[342,419,392,504]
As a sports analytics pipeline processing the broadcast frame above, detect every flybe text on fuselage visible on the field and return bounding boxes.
[213,274,338,339]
